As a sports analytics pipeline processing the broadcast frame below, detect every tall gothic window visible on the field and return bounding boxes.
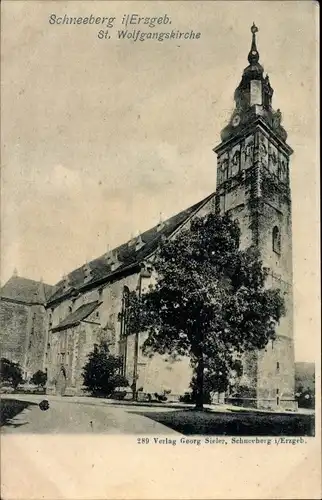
[119,286,130,376]
[48,313,52,330]
[272,226,281,254]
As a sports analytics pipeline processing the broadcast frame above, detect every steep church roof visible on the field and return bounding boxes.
[47,191,216,306]
[1,275,54,305]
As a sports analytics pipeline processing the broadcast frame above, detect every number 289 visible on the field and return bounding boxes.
[137,438,150,444]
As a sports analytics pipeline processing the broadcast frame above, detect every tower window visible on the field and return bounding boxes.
[272,226,281,254]
[276,361,280,372]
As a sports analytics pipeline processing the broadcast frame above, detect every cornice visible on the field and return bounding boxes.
[213,117,293,157]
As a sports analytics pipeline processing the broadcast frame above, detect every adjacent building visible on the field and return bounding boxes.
[0,272,54,379]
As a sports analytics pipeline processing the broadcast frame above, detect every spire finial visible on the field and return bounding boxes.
[248,23,259,64]
[251,22,258,35]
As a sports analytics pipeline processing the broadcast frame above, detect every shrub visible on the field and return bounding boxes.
[82,341,129,397]
[0,358,23,389]
[30,370,47,388]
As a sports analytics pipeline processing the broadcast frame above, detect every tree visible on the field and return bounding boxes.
[30,370,47,388]
[82,341,129,397]
[0,358,23,389]
[129,213,285,410]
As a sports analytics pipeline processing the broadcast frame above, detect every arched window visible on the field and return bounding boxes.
[219,158,228,183]
[231,150,241,176]
[121,286,130,337]
[272,226,281,254]
[119,286,130,376]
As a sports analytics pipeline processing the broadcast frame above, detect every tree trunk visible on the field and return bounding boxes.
[195,355,204,411]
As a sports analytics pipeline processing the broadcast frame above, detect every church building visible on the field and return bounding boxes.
[1,25,296,409]
[0,272,54,379]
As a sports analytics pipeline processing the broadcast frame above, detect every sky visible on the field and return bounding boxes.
[1,1,319,362]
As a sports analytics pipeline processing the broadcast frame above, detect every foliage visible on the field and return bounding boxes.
[82,341,129,397]
[295,385,315,409]
[187,357,244,404]
[30,370,47,388]
[179,392,195,404]
[153,391,168,402]
[229,384,257,399]
[128,212,285,409]
[0,358,23,389]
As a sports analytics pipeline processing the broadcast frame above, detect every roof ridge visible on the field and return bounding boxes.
[59,191,216,280]
[48,191,216,304]
[1,275,54,288]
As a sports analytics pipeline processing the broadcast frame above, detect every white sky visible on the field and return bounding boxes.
[1,1,319,362]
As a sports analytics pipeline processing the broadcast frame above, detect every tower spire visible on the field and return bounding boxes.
[248,23,259,64]
[217,24,289,144]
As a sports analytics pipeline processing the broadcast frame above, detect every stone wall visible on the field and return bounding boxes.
[257,336,296,410]
[0,299,46,379]
[0,300,29,367]
[215,127,295,408]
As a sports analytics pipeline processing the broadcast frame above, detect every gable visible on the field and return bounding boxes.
[1,276,54,305]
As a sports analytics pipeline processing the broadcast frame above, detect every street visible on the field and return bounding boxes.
[1,394,314,436]
[1,394,180,434]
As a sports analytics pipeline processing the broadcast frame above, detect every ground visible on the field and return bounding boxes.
[0,394,315,436]
[0,395,178,434]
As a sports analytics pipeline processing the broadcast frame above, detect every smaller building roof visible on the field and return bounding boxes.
[0,275,54,305]
[51,300,101,333]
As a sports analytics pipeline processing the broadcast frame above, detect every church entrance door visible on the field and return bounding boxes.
[56,366,67,396]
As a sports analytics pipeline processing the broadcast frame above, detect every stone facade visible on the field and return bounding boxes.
[0,276,53,379]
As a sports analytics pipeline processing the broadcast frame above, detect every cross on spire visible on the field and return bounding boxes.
[251,22,258,35]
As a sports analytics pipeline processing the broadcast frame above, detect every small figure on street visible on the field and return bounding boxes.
[39,400,50,411]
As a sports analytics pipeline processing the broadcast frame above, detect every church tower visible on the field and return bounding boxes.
[214,25,296,410]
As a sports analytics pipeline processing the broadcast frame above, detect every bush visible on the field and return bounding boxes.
[295,386,315,409]
[230,385,257,399]
[179,390,210,404]
[179,392,194,404]
[154,392,167,402]
[30,370,47,388]
[82,341,129,397]
[0,358,23,389]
